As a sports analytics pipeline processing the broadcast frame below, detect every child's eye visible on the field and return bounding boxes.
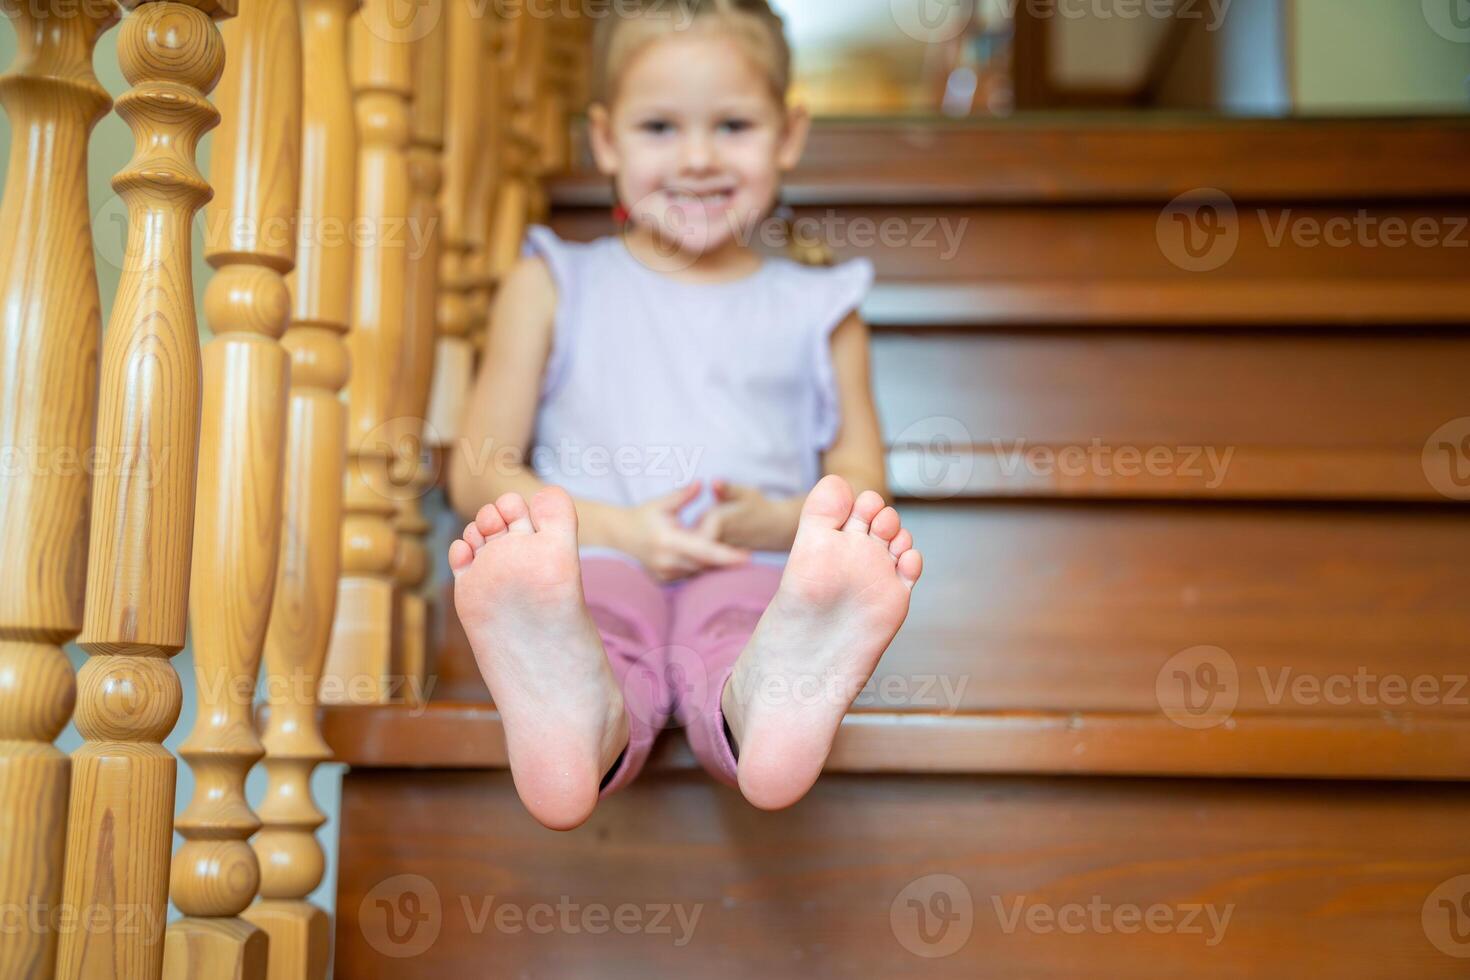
[638,119,674,136]
[718,118,753,134]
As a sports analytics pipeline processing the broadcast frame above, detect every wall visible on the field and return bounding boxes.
[1292,0,1470,113]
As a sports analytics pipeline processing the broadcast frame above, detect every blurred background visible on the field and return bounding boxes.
[776,0,1468,117]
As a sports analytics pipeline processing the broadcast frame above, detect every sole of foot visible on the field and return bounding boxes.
[722,474,922,810]
[449,486,628,831]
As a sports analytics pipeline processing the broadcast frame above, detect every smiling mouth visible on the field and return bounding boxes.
[665,187,736,208]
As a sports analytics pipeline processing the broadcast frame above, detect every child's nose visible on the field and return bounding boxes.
[679,132,716,173]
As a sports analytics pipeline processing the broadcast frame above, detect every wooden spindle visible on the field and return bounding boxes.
[461,8,502,362]
[538,15,577,177]
[488,10,545,298]
[57,1,229,976]
[161,0,301,971]
[321,0,413,704]
[0,1,116,974]
[424,0,487,449]
[242,0,358,972]
[392,7,447,703]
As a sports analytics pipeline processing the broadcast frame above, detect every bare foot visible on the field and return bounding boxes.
[721,475,922,810]
[449,487,628,830]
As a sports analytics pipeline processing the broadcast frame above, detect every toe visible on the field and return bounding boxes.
[448,538,474,575]
[528,485,579,538]
[799,474,855,530]
[462,521,485,551]
[843,490,886,534]
[476,502,507,540]
[889,528,912,558]
[869,506,901,543]
[896,549,923,589]
[496,492,535,533]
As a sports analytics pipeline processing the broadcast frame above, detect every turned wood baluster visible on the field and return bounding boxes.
[460,8,502,363]
[240,0,358,972]
[321,0,413,704]
[392,6,447,704]
[57,1,230,977]
[488,9,546,308]
[423,0,487,452]
[160,0,302,972]
[538,13,577,178]
[0,1,116,975]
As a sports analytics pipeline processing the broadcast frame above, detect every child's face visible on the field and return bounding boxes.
[590,31,809,258]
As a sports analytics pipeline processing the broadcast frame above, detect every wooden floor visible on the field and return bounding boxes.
[334,765,1470,978]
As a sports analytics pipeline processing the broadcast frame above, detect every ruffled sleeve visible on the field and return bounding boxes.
[810,257,876,452]
[520,224,577,400]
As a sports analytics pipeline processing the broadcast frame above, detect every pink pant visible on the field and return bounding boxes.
[583,556,783,796]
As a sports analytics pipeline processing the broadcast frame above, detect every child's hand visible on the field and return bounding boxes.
[696,480,803,552]
[620,482,750,582]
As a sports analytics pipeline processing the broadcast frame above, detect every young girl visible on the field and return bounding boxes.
[447,0,922,831]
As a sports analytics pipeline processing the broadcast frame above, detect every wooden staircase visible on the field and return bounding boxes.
[321,118,1470,976]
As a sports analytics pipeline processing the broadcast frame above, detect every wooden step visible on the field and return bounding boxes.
[420,501,1470,724]
[552,118,1470,206]
[321,704,1470,781]
[331,767,1470,977]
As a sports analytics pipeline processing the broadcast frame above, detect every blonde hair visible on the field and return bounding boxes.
[592,0,792,105]
[592,0,834,266]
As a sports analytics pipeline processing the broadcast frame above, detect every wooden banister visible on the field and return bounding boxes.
[393,6,448,704]
[58,0,230,976]
[0,0,117,973]
[161,0,301,971]
[321,0,413,704]
[240,0,358,973]
[424,0,489,450]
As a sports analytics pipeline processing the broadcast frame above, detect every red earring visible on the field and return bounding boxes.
[612,203,630,224]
